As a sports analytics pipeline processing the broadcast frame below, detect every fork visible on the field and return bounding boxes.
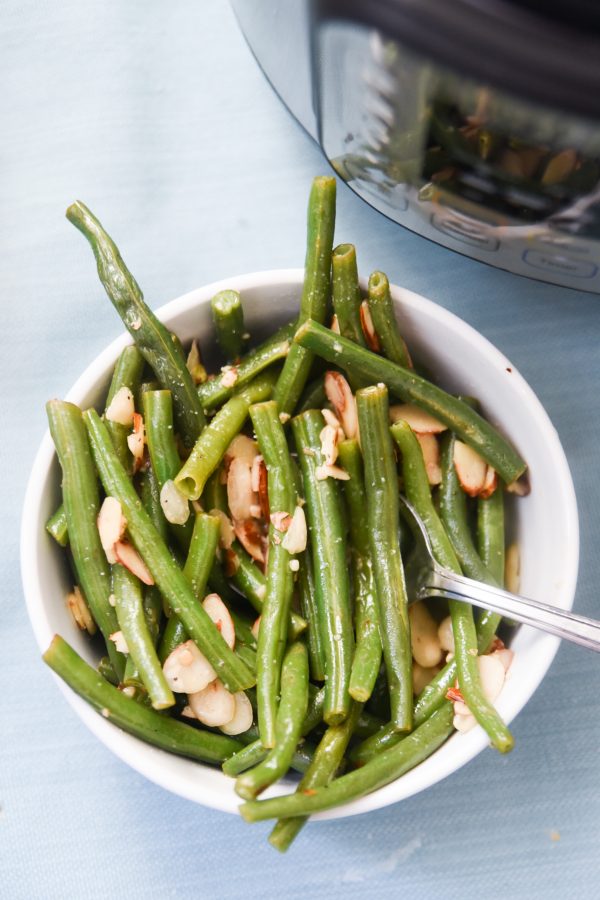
[399,496,600,652]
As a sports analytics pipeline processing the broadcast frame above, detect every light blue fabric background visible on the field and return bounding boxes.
[3,2,599,897]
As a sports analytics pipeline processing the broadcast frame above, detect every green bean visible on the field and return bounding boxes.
[122,583,163,690]
[269,701,363,852]
[112,563,175,710]
[298,547,325,681]
[235,642,309,800]
[66,201,205,447]
[292,410,353,725]
[97,656,119,685]
[211,289,246,361]
[294,320,526,485]
[43,636,242,763]
[304,684,383,739]
[249,401,298,747]
[223,738,314,778]
[197,321,295,412]
[158,615,188,664]
[357,387,412,731]
[105,345,145,472]
[274,176,337,414]
[366,271,412,368]
[46,504,69,547]
[298,374,327,414]
[392,419,513,753]
[83,409,255,692]
[477,487,505,640]
[137,464,170,544]
[337,439,382,702]
[176,371,276,501]
[332,244,366,348]
[46,400,123,678]
[240,703,454,822]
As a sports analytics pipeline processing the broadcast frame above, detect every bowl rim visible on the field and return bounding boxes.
[21,267,579,819]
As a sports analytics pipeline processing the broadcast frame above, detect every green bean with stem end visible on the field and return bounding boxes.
[43,636,242,763]
[46,400,123,678]
[332,244,366,349]
[294,319,526,485]
[392,419,513,753]
[366,271,412,368]
[249,400,298,747]
[66,201,205,447]
[356,387,412,732]
[112,563,175,709]
[337,439,382,702]
[235,642,309,800]
[269,701,363,852]
[175,371,277,501]
[83,409,255,692]
[239,703,454,822]
[197,321,295,412]
[292,410,353,726]
[274,176,337,414]
[211,289,246,361]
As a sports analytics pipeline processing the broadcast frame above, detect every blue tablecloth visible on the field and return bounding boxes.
[3,2,599,897]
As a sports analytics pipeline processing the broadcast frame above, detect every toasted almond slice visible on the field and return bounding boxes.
[66,586,96,635]
[453,440,487,497]
[251,454,263,493]
[271,511,292,532]
[163,640,216,693]
[233,519,265,564]
[315,464,350,482]
[219,691,254,735]
[506,476,530,496]
[409,601,443,668]
[127,413,145,472]
[505,543,520,594]
[251,616,261,640]
[389,403,447,434]
[330,313,340,334]
[320,424,339,466]
[210,508,235,550]
[324,371,358,440]
[97,496,127,564]
[220,366,239,388]
[188,679,236,727]
[186,339,207,385]
[480,466,498,499]
[281,505,307,554]
[223,548,240,577]
[202,593,235,650]
[105,386,135,426]
[160,479,190,525]
[257,458,270,520]
[114,541,155,585]
[226,434,259,467]
[227,457,256,522]
[181,705,197,719]
[110,630,129,654]
[415,433,442,486]
[359,300,381,351]
[321,408,342,431]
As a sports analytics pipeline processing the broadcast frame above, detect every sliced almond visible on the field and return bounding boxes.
[451,652,507,726]
[110,630,129,654]
[270,511,292,533]
[257,458,270,521]
[210,508,235,550]
[359,300,381,351]
[321,408,342,431]
[320,424,339,466]
[220,366,239,388]
[114,541,155,585]
[506,476,530,496]
[160,479,190,525]
[97,496,127,564]
[324,372,359,440]
[330,314,340,334]
[163,640,216,693]
[181,705,197,719]
[453,440,487,497]
[225,434,259,467]
[233,519,265,564]
[127,413,145,471]
[409,601,443,668]
[202,593,235,650]
[188,679,235,727]
[251,616,261,640]
[105,386,135,427]
[186,339,207,385]
[389,403,447,434]
[281,505,307,554]
[315,463,350,482]
[223,548,240,577]
[66,585,96,635]
[416,433,442,486]
[227,457,256,522]
[250,454,263,493]
[479,466,498,499]
[219,691,253,735]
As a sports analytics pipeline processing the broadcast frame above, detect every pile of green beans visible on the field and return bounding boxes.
[44,176,526,850]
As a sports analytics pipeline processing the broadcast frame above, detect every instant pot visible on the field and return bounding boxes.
[231,0,600,291]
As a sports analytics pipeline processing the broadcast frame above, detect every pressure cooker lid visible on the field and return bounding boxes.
[319,0,600,120]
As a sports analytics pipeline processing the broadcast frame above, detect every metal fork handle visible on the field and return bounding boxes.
[423,568,600,652]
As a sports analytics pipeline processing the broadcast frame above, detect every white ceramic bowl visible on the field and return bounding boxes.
[21,269,579,819]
